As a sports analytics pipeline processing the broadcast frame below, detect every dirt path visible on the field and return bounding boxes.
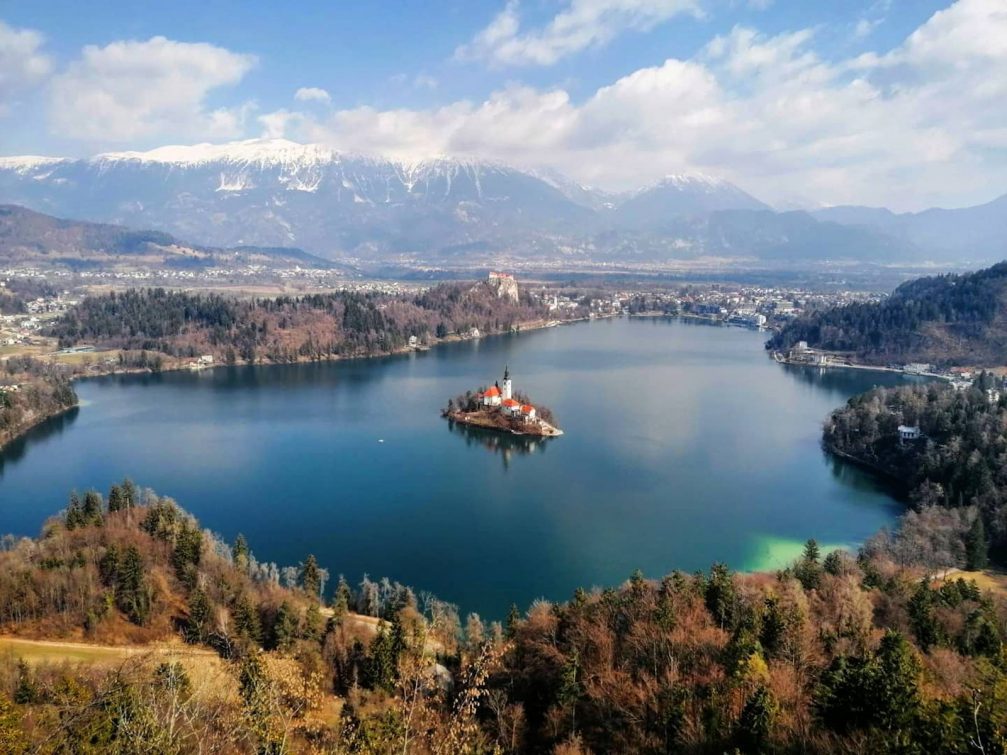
[0,636,217,665]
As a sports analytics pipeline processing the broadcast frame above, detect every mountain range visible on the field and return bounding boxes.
[0,204,332,271]
[0,138,1003,268]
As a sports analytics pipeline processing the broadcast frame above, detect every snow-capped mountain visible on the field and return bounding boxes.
[0,140,606,256]
[10,138,985,265]
[613,174,769,229]
[0,139,770,261]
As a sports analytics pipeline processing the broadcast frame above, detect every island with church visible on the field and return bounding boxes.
[443,367,563,437]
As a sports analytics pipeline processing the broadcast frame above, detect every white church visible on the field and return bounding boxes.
[478,367,537,421]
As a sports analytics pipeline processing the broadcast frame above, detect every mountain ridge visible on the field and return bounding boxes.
[767,261,1007,366]
[1,138,1004,266]
[0,204,334,270]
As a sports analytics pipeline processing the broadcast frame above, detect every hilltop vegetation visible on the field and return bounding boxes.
[0,357,77,450]
[768,262,1007,366]
[48,281,557,365]
[1,486,1006,752]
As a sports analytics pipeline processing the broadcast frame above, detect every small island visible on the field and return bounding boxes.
[443,367,563,437]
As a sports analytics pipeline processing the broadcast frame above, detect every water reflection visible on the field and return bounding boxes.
[0,406,80,476]
[446,420,551,471]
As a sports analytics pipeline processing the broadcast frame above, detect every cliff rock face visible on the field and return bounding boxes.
[488,272,519,302]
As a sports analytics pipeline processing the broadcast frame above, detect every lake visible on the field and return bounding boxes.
[0,317,911,618]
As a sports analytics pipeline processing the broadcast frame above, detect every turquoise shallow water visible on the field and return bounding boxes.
[0,317,909,617]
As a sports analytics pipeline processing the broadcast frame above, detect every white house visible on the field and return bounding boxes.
[482,385,502,407]
[898,425,921,442]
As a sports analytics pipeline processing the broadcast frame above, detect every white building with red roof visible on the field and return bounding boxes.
[476,367,540,423]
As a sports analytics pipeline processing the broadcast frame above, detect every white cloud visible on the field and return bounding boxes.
[259,109,306,139]
[265,0,1007,210]
[853,18,879,39]
[48,36,256,143]
[456,0,702,67]
[0,20,52,112]
[294,86,331,104]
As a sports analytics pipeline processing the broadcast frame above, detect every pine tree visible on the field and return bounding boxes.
[759,595,787,658]
[171,522,203,588]
[13,660,38,704]
[64,491,85,530]
[107,484,125,513]
[98,544,120,586]
[233,594,262,645]
[116,545,151,625]
[873,630,922,732]
[121,478,138,508]
[299,554,321,598]
[705,562,737,630]
[908,580,941,652]
[505,603,521,639]
[233,533,250,571]
[184,587,211,644]
[367,626,400,691]
[803,538,820,562]
[82,490,104,526]
[737,685,777,753]
[270,601,299,651]
[304,602,323,641]
[558,649,580,732]
[965,515,989,571]
[333,575,351,617]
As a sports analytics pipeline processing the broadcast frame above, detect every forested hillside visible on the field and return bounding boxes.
[47,281,559,364]
[0,205,331,270]
[768,262,1007,366]
[825,377,1007,559]
[0,357,77,450]
[1,487,1006,752]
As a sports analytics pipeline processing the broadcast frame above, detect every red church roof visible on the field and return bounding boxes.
[502,398,519,407]
[521,404,534,413]
[484,386,501,397]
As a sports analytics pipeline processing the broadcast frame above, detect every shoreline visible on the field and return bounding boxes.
[445,410,564,438]
[0,314,592,453]
[770,350,952,381]
[0,400,80,453]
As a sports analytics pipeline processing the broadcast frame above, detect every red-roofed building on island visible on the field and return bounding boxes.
[479,367,539,422]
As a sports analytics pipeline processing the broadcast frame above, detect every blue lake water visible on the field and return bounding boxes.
[0,317,910,618]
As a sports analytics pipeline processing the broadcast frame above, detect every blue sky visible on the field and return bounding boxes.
[1,0,1004,209]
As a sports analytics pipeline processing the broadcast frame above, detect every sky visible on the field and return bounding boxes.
[1,0,1004,211]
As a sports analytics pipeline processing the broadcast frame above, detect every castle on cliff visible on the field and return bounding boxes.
[487,272,519,303]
